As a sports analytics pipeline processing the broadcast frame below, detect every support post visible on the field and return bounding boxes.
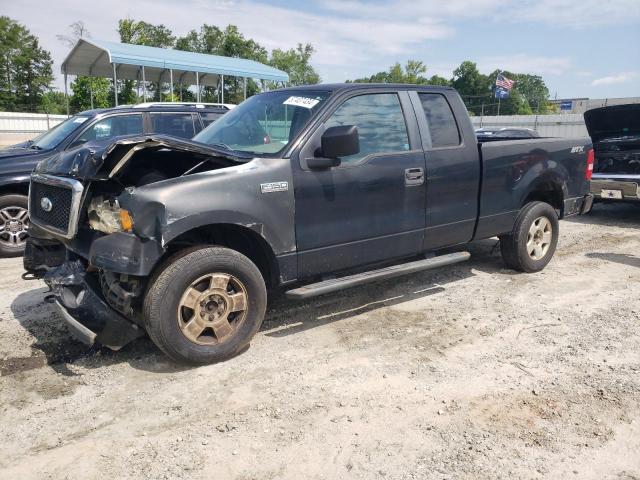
[195,72,200,102]
[497,96,501,116]
[221,75,224,104]
[64,71,69,116]
[169,69,174,102]
[89,76,94,110]
[112,63,118,106]
[142,66,147,102]
[244,77,247,100]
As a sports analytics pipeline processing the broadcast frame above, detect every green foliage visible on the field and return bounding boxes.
[70,76,111,112]
[0,16,54,112]
[117,19,176,103]
[347,60,450,87]
[40,90,67,114]
[118,18,175,47]
[269,44,320,86]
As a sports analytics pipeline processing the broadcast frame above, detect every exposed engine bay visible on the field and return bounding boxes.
[593,136,640,175]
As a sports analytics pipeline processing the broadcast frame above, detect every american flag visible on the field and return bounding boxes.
[496,73,515,90]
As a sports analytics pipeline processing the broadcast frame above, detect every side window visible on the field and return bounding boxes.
[74,114,143,145]
[149,113,196,139]
[418,93,460,148]
[325,93,409,164]
[200,112,225,128]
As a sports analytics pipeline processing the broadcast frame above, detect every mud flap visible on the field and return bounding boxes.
[44,261,145,350]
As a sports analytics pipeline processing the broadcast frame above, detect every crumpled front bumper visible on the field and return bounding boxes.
[43,261,145,350]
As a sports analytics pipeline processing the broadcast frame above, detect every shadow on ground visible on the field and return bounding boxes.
[566,201,640,229]
[586,252,640,269]
[7,238,507,374]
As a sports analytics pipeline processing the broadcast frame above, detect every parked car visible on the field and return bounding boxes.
[584,104,640,202]
[24,84,593,363]
[0,102,232,257]
[476,127,540,140]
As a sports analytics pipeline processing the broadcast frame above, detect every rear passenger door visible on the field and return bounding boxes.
[410,91,480,249]
[149,112,197,139]
[293,91,426,277]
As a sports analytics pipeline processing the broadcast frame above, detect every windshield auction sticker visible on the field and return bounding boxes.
[283,96,320,109]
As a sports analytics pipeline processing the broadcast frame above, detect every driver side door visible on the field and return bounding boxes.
[292,91,426,277]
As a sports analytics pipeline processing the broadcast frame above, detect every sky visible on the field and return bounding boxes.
[3,0,640,99]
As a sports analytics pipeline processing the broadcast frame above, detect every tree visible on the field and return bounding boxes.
[269,43,320,86]
[176,24,269,104]
[427,75,450,87]
[56,21,90,48]
[348,60,431,84]
[70,75,111,112]
[117,19,176,103]
[40,90,67,114]
[0,16,54,112]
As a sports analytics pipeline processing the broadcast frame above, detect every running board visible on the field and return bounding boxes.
[285,251,471,300]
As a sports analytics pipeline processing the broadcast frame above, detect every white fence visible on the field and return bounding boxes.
[0,112,67,146]
[471,114,588,138]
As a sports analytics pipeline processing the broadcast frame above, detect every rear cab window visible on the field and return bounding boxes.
[418,93,461,148]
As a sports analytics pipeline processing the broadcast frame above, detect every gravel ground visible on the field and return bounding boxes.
[0,202,639,480]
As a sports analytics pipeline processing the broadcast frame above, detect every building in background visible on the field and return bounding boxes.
[550,97,640,114]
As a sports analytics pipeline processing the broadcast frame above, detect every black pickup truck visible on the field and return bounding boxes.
[24,84,593,364]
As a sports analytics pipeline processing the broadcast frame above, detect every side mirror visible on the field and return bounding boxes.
[321,125,359,159]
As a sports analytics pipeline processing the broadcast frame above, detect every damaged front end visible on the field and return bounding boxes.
[44,260,145,349]
[27,135,250,349]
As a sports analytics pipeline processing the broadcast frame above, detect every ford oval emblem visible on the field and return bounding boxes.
[40,197,53,212]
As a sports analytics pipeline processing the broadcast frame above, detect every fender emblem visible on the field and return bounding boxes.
[260,182,289,194]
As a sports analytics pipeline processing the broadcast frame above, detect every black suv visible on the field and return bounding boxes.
[0,102,231,257]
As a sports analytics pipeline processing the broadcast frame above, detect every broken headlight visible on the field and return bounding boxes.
[88,196,134,234]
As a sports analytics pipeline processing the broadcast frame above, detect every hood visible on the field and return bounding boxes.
[34,134,251,180]
[584,104,640,144]
[0,147,54,176]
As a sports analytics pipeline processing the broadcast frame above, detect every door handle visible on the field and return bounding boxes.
[405,167,424,186]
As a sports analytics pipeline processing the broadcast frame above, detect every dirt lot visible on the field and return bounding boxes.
[1,202,639,480]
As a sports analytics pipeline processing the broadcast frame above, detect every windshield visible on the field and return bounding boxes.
[193,90,331,155]
[32,115,90,150]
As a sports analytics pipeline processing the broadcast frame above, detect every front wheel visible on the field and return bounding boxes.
[499,201,559,273]
[0,194,29,257]
[144,247,267,364]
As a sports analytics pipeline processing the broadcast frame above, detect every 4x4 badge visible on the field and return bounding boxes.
[260,182,288,194]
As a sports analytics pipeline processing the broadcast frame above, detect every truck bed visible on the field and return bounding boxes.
[474,137,592,239]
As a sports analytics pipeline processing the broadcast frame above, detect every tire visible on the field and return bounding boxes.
[0,194,29,258]
[143,246,267,364]
[499,201,559,273]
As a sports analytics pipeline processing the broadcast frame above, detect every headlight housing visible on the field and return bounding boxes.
[88,196,134,234]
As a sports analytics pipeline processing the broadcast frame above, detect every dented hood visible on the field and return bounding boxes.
[33,134,251,180]
[584,104,640,144]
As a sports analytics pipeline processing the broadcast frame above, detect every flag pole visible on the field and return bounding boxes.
[497,96,501,116]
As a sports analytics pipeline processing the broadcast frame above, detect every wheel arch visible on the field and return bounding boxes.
[521,176,566,217]
[162,223,281,289]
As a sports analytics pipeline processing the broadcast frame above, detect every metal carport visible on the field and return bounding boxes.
[60,39,290,113]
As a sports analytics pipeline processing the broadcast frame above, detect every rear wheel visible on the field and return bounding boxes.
[0,194,29,257]
[499,201,559,273]
[144,246,267,364]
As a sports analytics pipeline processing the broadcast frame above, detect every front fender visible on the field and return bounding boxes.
[118,158,296,256]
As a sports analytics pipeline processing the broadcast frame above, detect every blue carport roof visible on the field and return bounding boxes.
[61,38,289,85]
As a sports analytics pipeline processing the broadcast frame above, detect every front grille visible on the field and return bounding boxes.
[29,175,83,238]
